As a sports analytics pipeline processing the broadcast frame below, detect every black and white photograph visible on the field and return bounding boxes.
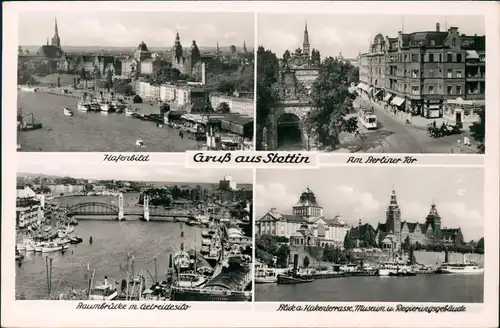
[15,162,253,301]
[17,11,255,152]
[254,167,484,302]
[256,14,486,153]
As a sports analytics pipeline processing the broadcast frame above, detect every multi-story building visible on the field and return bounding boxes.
[376,189,465,251]
[256,188,351,247]
[16,186,45,229]
[359,23,485,119]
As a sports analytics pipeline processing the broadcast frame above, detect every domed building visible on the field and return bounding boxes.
[121,41,164,77]
[256,187,351,247]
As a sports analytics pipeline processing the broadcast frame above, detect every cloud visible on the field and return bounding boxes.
[326,185,381,221]
[259,28,298,54]
[255,182,298,217]
[63,18,176,46]
[314,27,342,47]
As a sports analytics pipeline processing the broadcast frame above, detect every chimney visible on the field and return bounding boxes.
[436,22,440,32]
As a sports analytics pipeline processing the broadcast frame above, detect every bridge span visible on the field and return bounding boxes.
[65,194,194,221]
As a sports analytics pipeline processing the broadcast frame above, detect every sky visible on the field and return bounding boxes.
[258,14,485,58]
[255,167,484,241]
[18,11,255,48]
[17,162,252,184]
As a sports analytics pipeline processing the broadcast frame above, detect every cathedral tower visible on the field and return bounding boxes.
[173,31,183,62]
[386,189,402,249]
[425,202,442,243]
[51,18,61,48]
[302,21,310,58]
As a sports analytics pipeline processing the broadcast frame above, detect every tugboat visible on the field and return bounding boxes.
[89,277,118,300]
[63,107,74,116]
[276,255,314,285]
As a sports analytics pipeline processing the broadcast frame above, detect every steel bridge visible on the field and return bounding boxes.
[66,202,119,216]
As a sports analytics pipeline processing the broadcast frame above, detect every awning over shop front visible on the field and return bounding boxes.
[466,50,480,60]
[391,96,405,107]
[220,114,254,137]
[383,93,393,102]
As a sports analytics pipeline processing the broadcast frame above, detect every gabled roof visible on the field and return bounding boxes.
[282,214,308,223]
[37,45,65,59]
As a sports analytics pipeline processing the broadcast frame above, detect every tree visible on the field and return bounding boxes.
[256,46,279,149]
[149,67,181,85]
[303,256,310,268]
[106,70,113,93]
[469,110,485,153]
[216,102,231,113]
[309,57,359,149]
[403,236,411,251]
[275,244,290,268]
[343,230,355,249]
[476,237,484,254]
[311,49,321,67]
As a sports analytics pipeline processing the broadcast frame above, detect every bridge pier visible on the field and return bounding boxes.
[143,195,150,222]
[118,193,124,221]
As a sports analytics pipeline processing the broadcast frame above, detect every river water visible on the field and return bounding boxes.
[17,91,200,152]
[255,252,484,303]
[16,220,202,300]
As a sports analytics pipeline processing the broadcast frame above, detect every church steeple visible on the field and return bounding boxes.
[303,20,310,58]
[243,41,247,54]
[173,31,183,60]
[51,17,61,48]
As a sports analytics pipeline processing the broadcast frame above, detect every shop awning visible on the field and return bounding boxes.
[466,50,480,60]
[428,104,441,109]
[220,114,254,137]
[373,89,382,97]
[383,93,393,102]
[368,87,374,94]
[391,96,405,107]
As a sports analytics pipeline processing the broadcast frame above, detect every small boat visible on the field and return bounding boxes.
[377,262,399,276]
[186,218,200,226]
[42,242,63,253]
[255,267,279,284]
[15,250,24,262]
[77,101,90,112]
[90,101,101,111]
[56,238,71,245]
[69,235,83,244]
[63,107,74,116]
[125,106,134,116]
[436,262,484,274]
[135,139,144,147]
[100,102,111,112]
[58,230,68,238]
[89,284,118,301]
[16,244,26,251]
[35,242,47,252]
[176,273,207,288]
[277,274,314,285]
[25,243,36,252]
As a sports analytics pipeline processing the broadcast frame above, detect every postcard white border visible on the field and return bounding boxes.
[2,1,499,328]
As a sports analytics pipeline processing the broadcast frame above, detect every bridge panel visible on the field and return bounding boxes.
[67,202,119,216]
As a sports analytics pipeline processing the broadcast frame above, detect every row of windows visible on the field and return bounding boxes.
[386,52,464,64]
[389,83,464,95]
